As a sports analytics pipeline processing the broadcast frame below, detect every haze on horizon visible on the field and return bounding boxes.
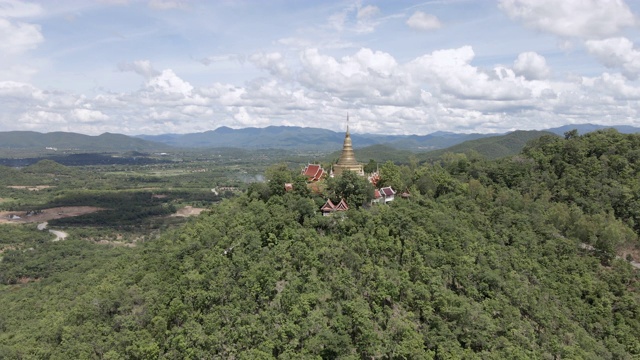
[1,0,639,136]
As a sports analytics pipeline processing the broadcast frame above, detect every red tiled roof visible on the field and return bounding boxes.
[321,199,336,211]
[335,199,349,211]
[373,189,382,199]
[302,164,325,182]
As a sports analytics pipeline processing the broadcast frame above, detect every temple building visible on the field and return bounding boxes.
[302,163,326,182]
[332,117,364,176]
[321,198,349,216]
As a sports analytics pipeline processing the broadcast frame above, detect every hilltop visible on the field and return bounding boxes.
[1,129,639,358]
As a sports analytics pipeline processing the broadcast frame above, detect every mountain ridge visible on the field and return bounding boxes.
[0,124,638,153]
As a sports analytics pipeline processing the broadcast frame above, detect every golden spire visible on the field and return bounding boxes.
[346,112,349,135]
[337,113,358,166]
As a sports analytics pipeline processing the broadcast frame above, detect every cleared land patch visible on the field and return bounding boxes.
[7,185,54,191]
[0,206,104,224]
[172,206,207,217]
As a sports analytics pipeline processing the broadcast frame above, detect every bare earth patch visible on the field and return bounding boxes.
[7,185,54,191]
[0,206,104,224]
[94,240,137,247]
[619,244,640,268]
[172,206,207,217]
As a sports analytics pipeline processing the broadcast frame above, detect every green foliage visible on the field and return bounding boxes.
[1,128,640,358]
[363,159,377,174]
[423,130,555,160]
[325,170,375,207]
[378,160,404,190]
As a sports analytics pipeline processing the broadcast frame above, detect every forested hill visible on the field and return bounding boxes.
[2,129,640,358]
[0,131,169,152]
[421,130,555,160]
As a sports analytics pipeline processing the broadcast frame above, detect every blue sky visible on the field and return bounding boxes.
[1,0,640,135]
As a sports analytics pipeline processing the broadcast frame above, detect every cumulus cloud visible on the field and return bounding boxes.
[145,69,193,96]
[19,111,66,130]
[72,108,109,122]
[586,37,640,80]
[406,11,441,31]
[499,0,636,39]
[513,52,551,80]
[0,80,43,99]
[118,60,159,79]
[408,46,532,101]
[298,47,415,105]
[249,52,290,78]
[4,41,640,136]
[0,0,43,55]
[594,72,640,99]
[0,18,42,54]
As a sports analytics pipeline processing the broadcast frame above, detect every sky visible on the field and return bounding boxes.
[2,0,640,136]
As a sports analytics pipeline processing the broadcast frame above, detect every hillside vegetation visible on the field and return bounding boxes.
[1,129,640,358]
[0,131,168,152]
[422,130,554,160]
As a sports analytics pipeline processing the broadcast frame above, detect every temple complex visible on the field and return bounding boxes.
[332,116,364,176]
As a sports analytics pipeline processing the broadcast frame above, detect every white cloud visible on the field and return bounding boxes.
[249,52,290,78]
[18,111,66,130]
[181,105,212,116]
[145,69,193,96]
[327,3,381,34]
[0,0,43,18]
[0,18,42,54]
[499,0,636,39]
[72,108,109,122]
[408,46,532,101]
[586,37,640,80]
[118,60,159,79]
[513,52,551,80]
[298,48,416,105]
[593,72,640,100]
[0,80,43,99]
[406,11,441,31]
[0,63,37,82]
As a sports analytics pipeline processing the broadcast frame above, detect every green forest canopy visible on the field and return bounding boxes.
[1,129,640,359]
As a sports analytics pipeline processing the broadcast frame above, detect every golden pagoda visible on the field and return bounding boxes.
[333,115,364,176]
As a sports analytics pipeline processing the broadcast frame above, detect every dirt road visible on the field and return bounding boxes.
[37,222,69,242]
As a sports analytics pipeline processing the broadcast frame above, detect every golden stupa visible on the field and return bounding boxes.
[333,115,364,177]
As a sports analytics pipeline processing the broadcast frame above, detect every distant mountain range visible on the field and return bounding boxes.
[137,124,640,151]
[136,125,494,151]
[0,131,169,152]
[0,124,638,154]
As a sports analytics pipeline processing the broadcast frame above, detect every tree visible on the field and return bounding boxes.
[265,163,294,197]
[326,171,374,208]
[364,159,378,174]
[378,161,403,190]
